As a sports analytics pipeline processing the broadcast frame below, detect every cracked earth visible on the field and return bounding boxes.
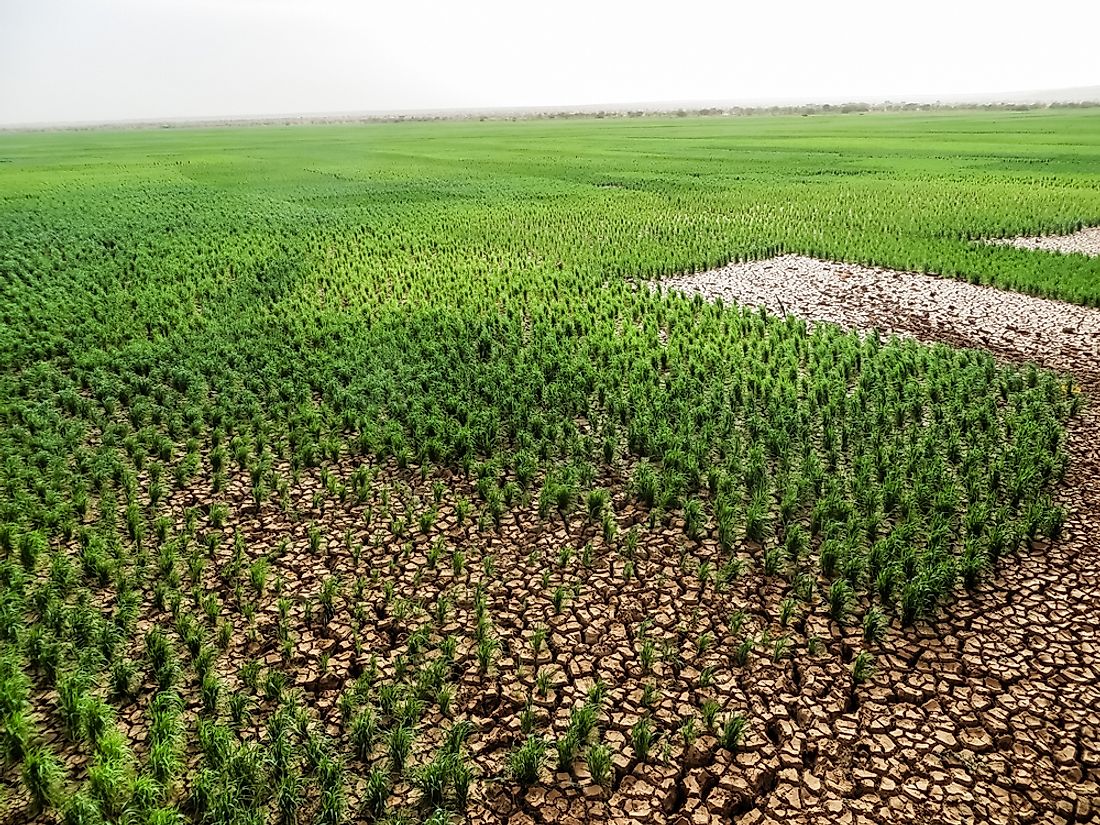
[985,226,1100,256]
[650,254,1100,824]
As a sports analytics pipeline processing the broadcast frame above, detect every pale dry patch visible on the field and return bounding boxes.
[654,254,1100,380]
[985,225,1100,256]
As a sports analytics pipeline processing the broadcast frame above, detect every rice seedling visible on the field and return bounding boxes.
[852,651,876,684]
[535,667,552,697]
[58,671,90,740]
[551,586,567,614]
[554,732,579,772]
[862,604,888,644]
[413,754,451,808]
[519,697,537,736]
[586,742,612,787]
[386,723,415,773]
[228,692,251,729]
[530,624,548,657]
[718,714,748,751]
[0,110,1090,822]
[476,634,500,675]
[734,636,754,667]
[828,579,853,624]
[62,792,103,825]
[316,759,348,825]
[240,660,261,693]
[82,697,116,746]
[87,745,134,818]
[361,767,389,820]
[436,684,454,715]
[631,716,657,761]
[508,735,547,788]
[22,746,67,814]
[700,698,721,731]
[639,638,655,673]
[771,636,791,662]
[350,707,378,761]
[697,665,716,689]
[128,773,163,815]
[275,770,304,825]
[586,489,609,521]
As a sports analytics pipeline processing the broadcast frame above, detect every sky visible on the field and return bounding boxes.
[1,0,1098,126]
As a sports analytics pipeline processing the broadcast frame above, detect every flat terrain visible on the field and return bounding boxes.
[1,110,1099,825]
[987,225,1100,255]
[658,255,1100,823]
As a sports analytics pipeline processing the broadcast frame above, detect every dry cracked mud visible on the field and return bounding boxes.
[985,226,1100,256]
[653,255,1100,824]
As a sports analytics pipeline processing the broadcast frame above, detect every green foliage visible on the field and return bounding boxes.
[586,742,612,787]
[349,707,378,762]
[828,579,853,624]
[0,111,1090,820]
[63,792,104,825]
[361,767,389,820]
[630,716,657,761]
[718,714,748,751]
[22,745,67,814]
[508,736,546,788]
[386,723,415,773]
[852,651,876,683]
[862,605,888,644]
[700,699,721,731]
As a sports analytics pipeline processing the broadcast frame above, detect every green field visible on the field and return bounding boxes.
[0,110,1095,823]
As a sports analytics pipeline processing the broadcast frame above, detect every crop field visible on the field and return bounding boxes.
[0,110,1099,825]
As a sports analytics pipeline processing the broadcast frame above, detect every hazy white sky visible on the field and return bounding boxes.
[1,0,1098,125]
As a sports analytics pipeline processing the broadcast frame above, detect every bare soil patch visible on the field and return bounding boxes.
[985,226,1100,256]
[655,254,1100,377]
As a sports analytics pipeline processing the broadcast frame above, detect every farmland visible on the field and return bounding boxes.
[0,110,1099,824]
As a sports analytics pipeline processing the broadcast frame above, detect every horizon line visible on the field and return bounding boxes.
[3,85,1099,133]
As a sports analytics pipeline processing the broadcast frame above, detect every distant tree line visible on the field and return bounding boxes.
[7,99,1099,134]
